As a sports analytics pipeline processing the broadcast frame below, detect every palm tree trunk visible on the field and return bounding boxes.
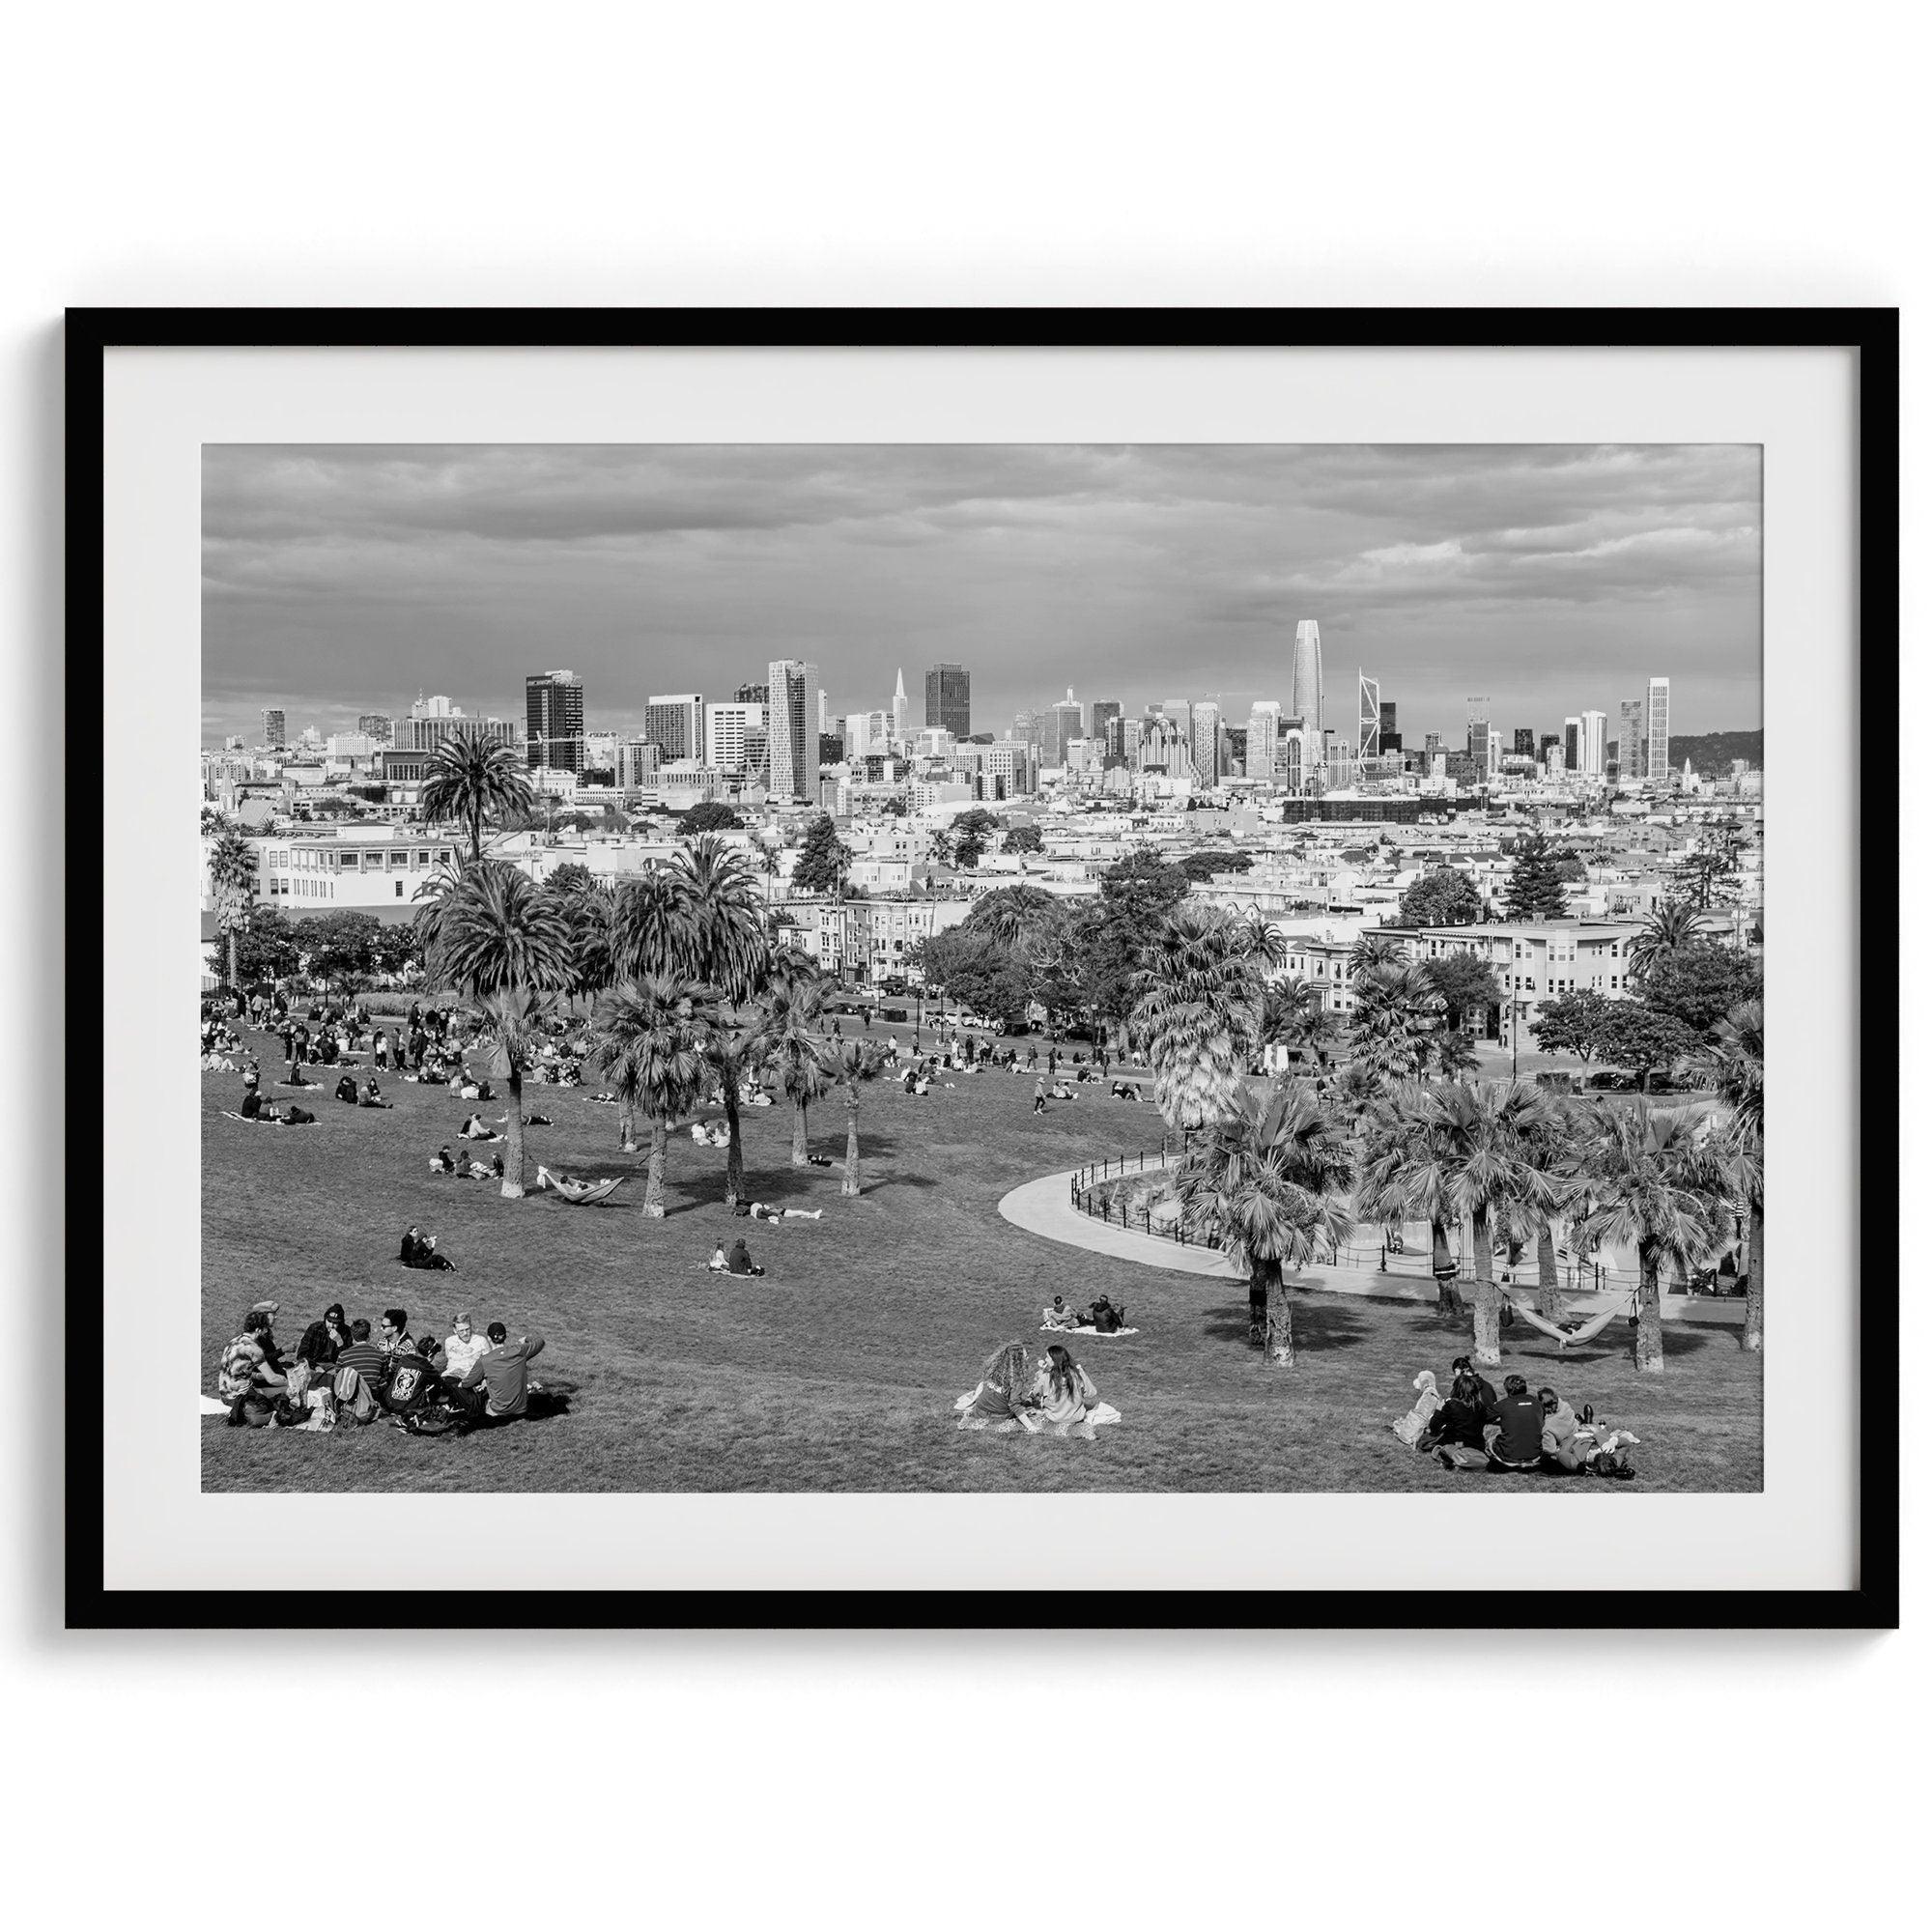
[1742,1202,1763,1353]
[1471,1205,1501,1366]
[499,1064,526,1198]
[842,1089,862,1197]
[227,928,240,988]
[791,1100,810,1167]
[642,1119,668,1218]
[617,1095,638,1154]
[1536,1222,1561,1320]
[1431,1218,1462,1317]
[722,1081,745,1208]
[1261,1257,1294,1366]
[1634,1244,1664,1372]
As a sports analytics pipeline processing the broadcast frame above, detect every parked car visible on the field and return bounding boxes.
[1585,1068,1636,1091]
[881,1006,909,1022]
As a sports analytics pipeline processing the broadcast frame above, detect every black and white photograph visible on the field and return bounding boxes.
[195,439,1770,1497]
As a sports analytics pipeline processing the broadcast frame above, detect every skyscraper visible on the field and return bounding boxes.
[891,668,909,748]
[705,699,765,773]
[766,660,821,801]
[1580,709,1607,777]
[525,670,584,772]
[1563,716,1581,771]
[1043,691,1085,765]
[1379,699,1401,753]
[356,713,392,746]
[1646,677,1670,781]
[923,663,971,739]
[1618,698,1644,781]
[1291,620,1323,735]
[1514,727,1536,757]
[1089,700,1122,753]
[1465,698,1491,771]
[1183,700,1217,783]
[1246,700,1282,781]
[644,693,705,764]
[262,708,286,750]
[1357,672,1381,757]
[1160,698,1193,748]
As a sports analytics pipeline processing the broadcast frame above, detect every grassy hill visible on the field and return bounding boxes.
[1668,728,1762,775]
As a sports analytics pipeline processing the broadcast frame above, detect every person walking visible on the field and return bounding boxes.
[1033,1077,1048,1117]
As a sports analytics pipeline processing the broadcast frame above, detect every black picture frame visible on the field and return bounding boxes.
[67,306,1899,1632]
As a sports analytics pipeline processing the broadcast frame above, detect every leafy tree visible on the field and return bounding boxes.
[1639,941,1761,1038]
[369,922,420,980]
[1398,867,1484,928]
[1129,907,1264,1132]
[1422,953,1502,1032]
[420,728,536,863]
[678,801,744,836]
[758,975,843,1166]
[541,870,616,1009]
[1706,998,1765,1352]
[1590,1003,1702,1091]
[833,1039,889,1197]
[1176,849,1252,884]
[1671,828,1743,911]
[1098,849,1190,928]
[790,813,852,897]
[302,910,383,991]
[432,862,574,1196]
[1503,830,1571,920]
[912,929,1031,1027]
[590,978,712,1211]
[208,829,258,987]
[234,904,301,984]
[1575,1101,1730,1372]
[951,808,998,868]
[1530,988,1616,1062]
[1000,823,1043,855]
[1172,1080,1354,1363]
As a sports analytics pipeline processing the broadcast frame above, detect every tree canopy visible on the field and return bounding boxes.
[1397,867,1484,927]
[1503,831,1571,920]
[950,809,999,868]
[1422,952,1503,1029]
[1000,823,1043,855]
[678,801,744,836]
[790,813,852,896]
[1638,940,1762,1037]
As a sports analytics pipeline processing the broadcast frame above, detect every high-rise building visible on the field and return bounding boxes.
[263,708,286,750]
[357,713,393,747]
[1618,698,1644,780]
[1646,677,1670,781]
[1357,672,1381,758]
[644,693,705,765]
[924,663,971,740]
[705,700,766,773]
[1513,727,1536,757]
[892,668,910,748]
[1291,620,1323,735]
[1089,700,1122,752]
[1160,698,1193,748]
[1246,700,1282,782]
[1488,728,1503,777]
[1379,699,1401,753]
[1424,730,1442,758]
[1539,732,1562,762]
[735,682,769,705]
[525,670,585,773]
[616,740,661,791]
[1043,691,1085,766]
[1580,709,1607,777]
[1190,700,1222,783]
[1465,698,1491,772]
[1563,716,1582,771]
[766,659,821,801]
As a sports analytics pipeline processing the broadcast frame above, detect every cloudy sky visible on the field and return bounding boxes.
[202,443,1760,748]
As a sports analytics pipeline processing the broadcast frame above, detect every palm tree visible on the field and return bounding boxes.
[1516,1094,1585,1321]
[1573,1099,1731,1372]
[1431,1080,1564,1367]
[1431,1027,1479,1082]
[671,836,769,1001]
[589,978,713,1217]
[419,728,536,864]
[706,1013,765,1208]
[1172,1080,1354,1365]
[1348,959,1445,1083]
[431,862,574,1197]
[1350,932,1401,972]
[1356,1081,1464,1318]
[1707,997,1765,1351]
[542,871,616,1015]
[1629,900,1708,982]
[1259,978,1330,1065]
[1238,908,1288,969]
[833,1039,889,1197]
[758,975,841,1167]
[1129,906,1264,1135]
[610,866,689,983]
[208,829,257,988]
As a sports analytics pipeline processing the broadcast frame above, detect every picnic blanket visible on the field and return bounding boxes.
[1039,1324,1140,1338]
[198,1394,231,1416]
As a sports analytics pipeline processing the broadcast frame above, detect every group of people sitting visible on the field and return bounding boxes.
[707,1237,764,1277]
[333,1071,393,1108]
[398,1222,458,1268]
[1041,1293,1129,1334]
[1107,1080,1147,1102]
[1393,1355,1640,1478]
[215,1299,548,1435]
[954,1339,1122,1440]
[233,1065,315,1126]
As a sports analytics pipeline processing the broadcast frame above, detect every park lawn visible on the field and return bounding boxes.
[201,1024,1762,1494]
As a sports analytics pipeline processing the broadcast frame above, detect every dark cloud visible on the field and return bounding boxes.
[202,443,1760,744]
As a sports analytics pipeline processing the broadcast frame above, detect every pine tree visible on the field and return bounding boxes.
[1504,831,1570,920]
[790,813,851,896]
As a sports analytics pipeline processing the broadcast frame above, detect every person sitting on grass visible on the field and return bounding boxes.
[1030,1343,1117,1439]
[377,1336,446,1428]
[458,1112,500,1142]
[400,1225,456,1271]
[1042,1295,1081,1330]
[377,1306,413,1355]
[359,1077,392,1109]
[330,1319,389,1424]
[217,1310,286,1425]
[1448,1355,1498,1413]
[955,1341,1039,1434]
[1483,1374,1546,1472]
[441,1311,489,1386]
[724,1237,763,1277]
[749,1201,823,1222]
[1085,1295,1126,1334]
[1419,1371,1497,1471]
[452,1322,546,1427]
[1538,1385,1586,1471]
[429,1146,458,1176]
[296,1302,352,1370]
[334,1072,359,1105]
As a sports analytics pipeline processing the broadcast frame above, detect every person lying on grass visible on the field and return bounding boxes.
[748,1201,823,1221]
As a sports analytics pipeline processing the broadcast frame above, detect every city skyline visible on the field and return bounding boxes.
[203,443,1762,748]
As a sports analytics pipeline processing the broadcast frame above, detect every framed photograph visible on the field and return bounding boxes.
[71,307,1896,1629]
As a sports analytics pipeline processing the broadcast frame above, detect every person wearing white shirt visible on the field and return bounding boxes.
[441,1311,490,1385]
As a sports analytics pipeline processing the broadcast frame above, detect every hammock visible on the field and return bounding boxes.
[534,1166,625,1205]
[1039,1325,1140,1338]
[1501,1292,1625,1350]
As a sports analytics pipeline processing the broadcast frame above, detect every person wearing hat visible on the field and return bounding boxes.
[245,1299,288,1376]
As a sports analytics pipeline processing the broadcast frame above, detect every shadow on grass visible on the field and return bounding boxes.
[1200,1295,1374,1353]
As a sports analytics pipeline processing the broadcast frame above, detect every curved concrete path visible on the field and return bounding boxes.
[997,1166,1745,1323]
